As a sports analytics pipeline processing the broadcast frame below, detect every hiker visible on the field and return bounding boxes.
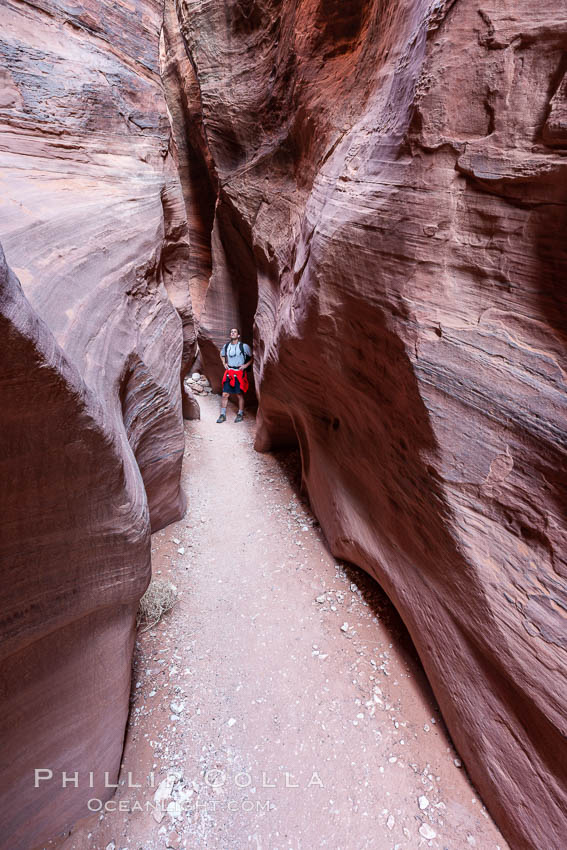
[216,327,252,423]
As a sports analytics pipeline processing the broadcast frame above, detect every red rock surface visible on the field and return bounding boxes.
[0,248,150,849]
[0,0,195,516]
[0,0,195,846]
[172,1,567,847]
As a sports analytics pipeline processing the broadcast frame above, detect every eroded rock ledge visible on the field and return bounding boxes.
[1,247,151,847]
[170,1,567,847]
[0,0,196,845]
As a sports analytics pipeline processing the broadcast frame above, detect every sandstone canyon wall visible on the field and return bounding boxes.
[0,0,195,846]
[172,1,567,848]
[0,248,151,847]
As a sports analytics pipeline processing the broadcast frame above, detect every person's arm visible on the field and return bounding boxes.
[241,346,253,370]
[220,347,228,369]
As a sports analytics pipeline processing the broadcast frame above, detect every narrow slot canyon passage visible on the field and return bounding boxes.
[55,394,508,850]
[1,1,566,847]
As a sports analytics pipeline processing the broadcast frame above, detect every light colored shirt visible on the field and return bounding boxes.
[221,341,251,368]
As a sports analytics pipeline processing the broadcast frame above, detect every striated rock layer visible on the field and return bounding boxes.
[0,247,150,848]
[0,0,195,846]
[175,0,567,847]
[0,0,194,524]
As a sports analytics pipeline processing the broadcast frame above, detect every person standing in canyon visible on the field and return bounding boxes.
[216,327,252,423]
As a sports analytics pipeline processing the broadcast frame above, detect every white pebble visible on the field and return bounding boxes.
[419,824,437,839]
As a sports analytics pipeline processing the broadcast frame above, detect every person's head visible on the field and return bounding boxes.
[229,327,240,340]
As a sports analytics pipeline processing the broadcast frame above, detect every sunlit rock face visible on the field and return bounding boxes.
[0,0,195,845]
[174,0,567,846]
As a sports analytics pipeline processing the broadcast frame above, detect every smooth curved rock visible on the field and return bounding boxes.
[174,0,567,847]
[0,0,192,526]
[0,0,195,845]
[0,246,150,849]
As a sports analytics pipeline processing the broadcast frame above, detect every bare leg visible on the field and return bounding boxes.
[237,394,245,411]
[217,391,230,421]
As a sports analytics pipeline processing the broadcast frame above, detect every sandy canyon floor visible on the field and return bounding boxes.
[51,393,508,850]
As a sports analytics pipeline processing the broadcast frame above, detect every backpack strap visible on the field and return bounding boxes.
[224,340,249,369]
[239,341,251,370]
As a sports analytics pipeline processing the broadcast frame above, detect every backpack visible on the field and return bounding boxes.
[224,340,251,371]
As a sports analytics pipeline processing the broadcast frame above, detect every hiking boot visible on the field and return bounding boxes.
[234,411,244,423]
[216,413,226,423]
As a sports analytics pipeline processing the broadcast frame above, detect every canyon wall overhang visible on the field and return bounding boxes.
[0,0,195,845]
[0,247,151,847]
[173,0,567,847]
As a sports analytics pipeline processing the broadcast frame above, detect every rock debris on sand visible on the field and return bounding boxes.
[55,395,508,850]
